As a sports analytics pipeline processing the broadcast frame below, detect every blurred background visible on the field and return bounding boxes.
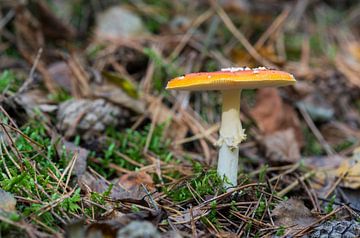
[1,0,360,237]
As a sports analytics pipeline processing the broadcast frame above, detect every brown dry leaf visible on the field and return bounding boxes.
[272,198,318,234]
[335,147,360,189]
[251,88,303,146]
[305,155,344,196]
[309,148,360,196]
[78,172,148,202]
[304,155,344,170]
[261,128,301,163]
[118,171,155,192]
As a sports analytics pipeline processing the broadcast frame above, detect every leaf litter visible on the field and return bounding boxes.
[0,1,360,237]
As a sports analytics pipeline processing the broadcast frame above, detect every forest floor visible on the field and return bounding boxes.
[1,1,360,237]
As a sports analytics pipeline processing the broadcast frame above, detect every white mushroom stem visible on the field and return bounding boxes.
[217,89,246,188]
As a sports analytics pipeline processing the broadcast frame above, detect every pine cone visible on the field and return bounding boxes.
[57,99,129,139]
[308,220,360,238]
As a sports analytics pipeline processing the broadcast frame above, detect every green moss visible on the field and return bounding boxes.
[167,167,225,202]
[334,139,356,153]
[0,70,22,93]
[90,123,174,178]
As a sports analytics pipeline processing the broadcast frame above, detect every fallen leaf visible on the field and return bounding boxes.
[78,172,148,202]
[305,154,348,197]
[304,155,344,170]
[261,128,301,163]
[272,198,318,234]
[335,147,360,189]
[251,88,303,147]
[309,148,360,199]
[169,208,208,224]
[118,171,155,192]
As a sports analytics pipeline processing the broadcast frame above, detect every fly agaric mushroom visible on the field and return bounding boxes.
[166,67,296,188]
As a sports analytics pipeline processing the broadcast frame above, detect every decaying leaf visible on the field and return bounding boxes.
[336,147,360,189]
[272,198,318,234]
[78,172,148,202]
[169,208,208,224]
[261,128,301,163]
[251,88,303,146]
[118,171,155,192]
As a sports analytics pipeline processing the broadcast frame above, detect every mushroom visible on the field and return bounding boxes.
[166,67,296,188]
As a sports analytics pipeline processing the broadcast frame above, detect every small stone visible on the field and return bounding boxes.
[0,189,16,212]
[116,221,160,238]
[95,6,147,41]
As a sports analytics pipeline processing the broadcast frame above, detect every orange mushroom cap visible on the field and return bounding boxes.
[166,67,296,91]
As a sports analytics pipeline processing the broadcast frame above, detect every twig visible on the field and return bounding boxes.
[298,104,334,155]
[293,206,343,237]
[255,7,291,49]
[210,0,274,67]
[277,170,315,197]
[0,9,15,30]
[169,9,214,61]
[190,205,197,237]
